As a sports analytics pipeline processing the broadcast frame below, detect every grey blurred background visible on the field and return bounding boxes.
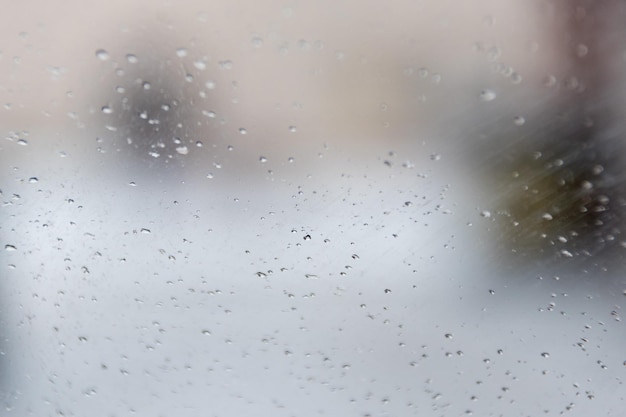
[1,1,625,416]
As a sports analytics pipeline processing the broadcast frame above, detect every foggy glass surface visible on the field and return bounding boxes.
[1,1,625,416]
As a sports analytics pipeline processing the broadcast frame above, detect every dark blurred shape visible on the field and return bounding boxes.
[92,24,215,176]
[479,1,626,269]
[494,119,625,264]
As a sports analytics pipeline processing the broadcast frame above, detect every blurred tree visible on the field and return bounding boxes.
[481,0,626,268]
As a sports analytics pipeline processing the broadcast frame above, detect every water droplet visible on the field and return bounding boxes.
[219,60,233,70]
[418,67,429,78]
[480,210,491,218]
[479,89,496,101]
[259,156,267,163]
[445,333,453,339]
[541,352,550,358]
[303,234,311,241]
[28,177,38,183]
[486,45,502,62]
[140,228,151,234]
[251,35,263,48]
[384,289,392,294]
[126,54,138,64]
[201,330,211,335]
[577,44,589,57]
[501,66,514,77]
[176,48,188,58]
[17,139,28,146]
[591,165,604,175]
[101,105,113,114]
[4,244,16,251]
[194,60,207,70]
[510,72,523,84]
[176,146,188,155]
[205,81,216,90]
[544,75,557,87]
[564,76,581,91]
[239,128,247,135]
[289,125,297,133]
[95,49,109,61]
[513,116,525,126]
[142,81,151,90]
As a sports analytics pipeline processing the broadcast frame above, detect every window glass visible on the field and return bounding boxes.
[1,1,625,416]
